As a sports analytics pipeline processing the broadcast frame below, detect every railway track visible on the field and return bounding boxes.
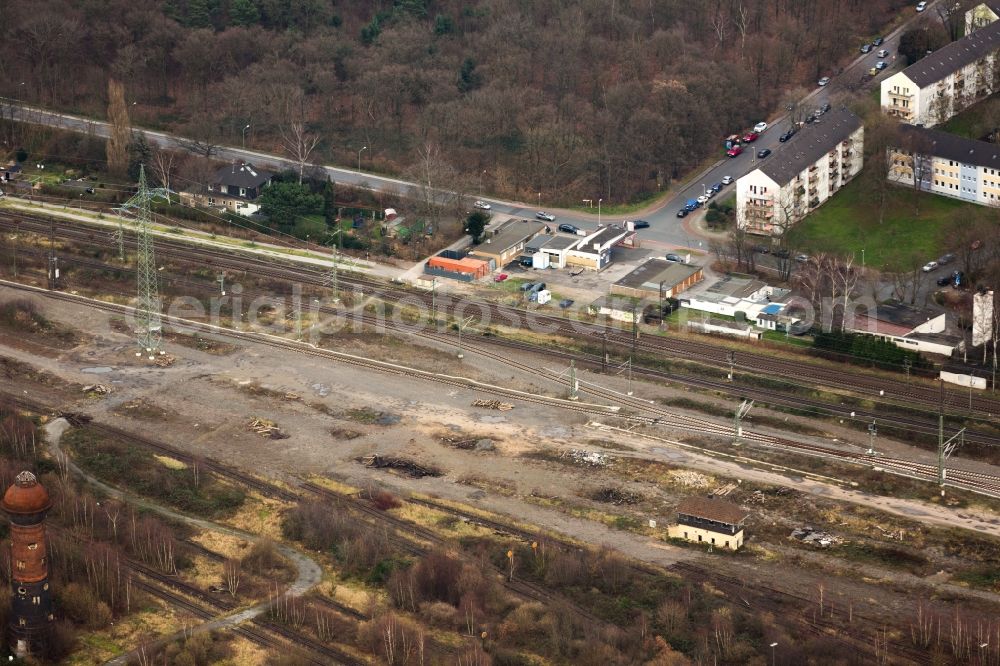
[2,210,998,419]
[8,390,959,663]
[4,269,1000,498]
[7,225,1000,456]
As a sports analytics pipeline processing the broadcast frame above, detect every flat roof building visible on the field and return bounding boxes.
[610,258,704,300]
[469,219,546,268]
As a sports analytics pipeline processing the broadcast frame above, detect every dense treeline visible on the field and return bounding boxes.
[2,0,909,202]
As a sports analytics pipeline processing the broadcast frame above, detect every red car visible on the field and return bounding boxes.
[742,132,759,143]
[726,146,744,158]
[494,273,509,282]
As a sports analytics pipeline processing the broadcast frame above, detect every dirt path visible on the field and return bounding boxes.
[41,419,323,665]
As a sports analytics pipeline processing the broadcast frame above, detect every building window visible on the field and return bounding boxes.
[711,537,716,545]
[239,187,246,197]
[208,197,216,205]
[15,560,24,571]
[31,597,40,605]
[27,543,37,551]
[683,532,688,539]
[18,618,25,627]
[17,587,25,595]
[698,534,702,542]
[725,541,730,548]
[42,583,48,591]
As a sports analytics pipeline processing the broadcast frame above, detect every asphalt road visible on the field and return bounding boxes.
[4,1,937,251]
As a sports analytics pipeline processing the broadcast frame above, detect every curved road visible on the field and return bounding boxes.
[2,2,936,253]
[41,418,323,665]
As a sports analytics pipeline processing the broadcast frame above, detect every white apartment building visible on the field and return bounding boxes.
[888,124,1000,205]
[880,18,1000,126]
[736,108,863,236]
[966,2,1000,33]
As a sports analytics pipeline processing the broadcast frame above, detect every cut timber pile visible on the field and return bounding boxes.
[247,417,288,440]
[471,399,513,411]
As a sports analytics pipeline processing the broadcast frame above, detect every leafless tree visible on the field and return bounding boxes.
[281,121,321,185]
[224,558,241,598]
[150,149,177,202]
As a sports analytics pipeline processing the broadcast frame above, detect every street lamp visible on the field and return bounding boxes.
[457,315,475,359]
[242,124,250,148]
[598,198,602,227]
[537,191,541,205]
[480,169,486,192]
[358,146,367,172]
[770,642,778,666]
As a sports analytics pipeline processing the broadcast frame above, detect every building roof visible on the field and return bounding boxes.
[480,219,546,252]
[213,161,273,189]
[700,276,767,301]
[1,471,51,516]
[574,225,630,255]
[757,107,862,185]
[872,301,943,329]
[902,18,1000,87]
[900,123,1000,170]
[543,235,583,251]
[526,235,553,252]
[676,496,749,525]
[614,258,702,292]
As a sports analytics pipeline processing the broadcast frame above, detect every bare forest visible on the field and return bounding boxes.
[1,0,908,203]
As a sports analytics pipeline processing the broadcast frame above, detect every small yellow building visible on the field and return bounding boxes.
[668,496,749,551]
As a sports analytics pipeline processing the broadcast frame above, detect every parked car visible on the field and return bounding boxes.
[875,60,888,70]
[676,208,688,218]
[757,148,772,158]
[821,102,831,113]
[818,76,831,86]
[631,219,650,229]
[559,299,574,309]
[752,244,770,254]
[873,36,884,46]
[494,273,509,282]
[779,130,795,142]
[938,253,955,265]
[685,199,700,211]
[558,223,579,234]
[536,211,556,221]
[530,282,546,293]
[869,66,879,76]
[916,1,927,12]
[922,260,939,272]
[795,253,810,263]
[721,175,734,185]
[727,145,744,157]
[519,256,534,267]
[665,253,683,263]
[814,107,825,117]
[805,114,817,124]
[936,275,952,286]
[860,43,873,53]
[753,121,768,133]
[696,194,710,204]
[473,200,491,210]
[520,282,536,291]
[743,131,759,143]
[877,49,890,58]
[774,248,790,259]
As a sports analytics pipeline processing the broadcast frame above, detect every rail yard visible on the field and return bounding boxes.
[1,199,1000,664]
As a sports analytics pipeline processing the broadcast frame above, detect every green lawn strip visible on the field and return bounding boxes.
[788,179,963,270]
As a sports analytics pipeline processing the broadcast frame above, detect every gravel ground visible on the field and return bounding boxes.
[3,285,1000,623]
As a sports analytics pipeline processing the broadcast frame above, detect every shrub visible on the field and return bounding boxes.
[371,490,401,511]
[58,582,112,629]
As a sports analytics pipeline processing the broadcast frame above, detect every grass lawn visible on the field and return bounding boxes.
[787,178,967,271]
[939,95,1000,140]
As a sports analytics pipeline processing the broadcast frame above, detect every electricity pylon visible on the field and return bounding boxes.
[119,165,169,359]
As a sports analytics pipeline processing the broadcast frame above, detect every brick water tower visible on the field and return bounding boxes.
[2,471,53,658]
